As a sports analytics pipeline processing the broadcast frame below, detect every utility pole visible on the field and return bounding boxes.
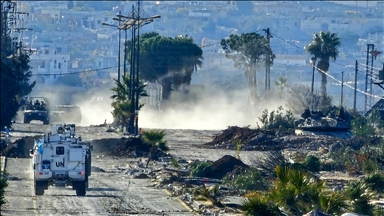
[364,43,374,113]
[117,10,121,82]
[340,71,344,107]
[134,0,141,135]
[353,60,358,112]
[104,4,160,134]
[129,4,136,134]
[263,28,272,95]
[377,63,384,90]
[310,57,316,110]
[123,26,127,78]
[114,1,160,135]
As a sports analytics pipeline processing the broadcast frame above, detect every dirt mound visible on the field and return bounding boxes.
[1,136,40,158]
[204,126,340,151]
[111,137,150,157]
[91,138,126,153]
[204,126,287,150]
[207,155,248,179]
[91,137,151,157]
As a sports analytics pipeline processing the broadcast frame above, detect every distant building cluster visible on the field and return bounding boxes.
[14,0,383,109]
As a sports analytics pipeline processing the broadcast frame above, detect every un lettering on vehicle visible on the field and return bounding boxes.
[56,158,65,167]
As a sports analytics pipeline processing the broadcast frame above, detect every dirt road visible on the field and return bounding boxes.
[1,123,195,215]
[2,122,261,215]
[2,156,192,215]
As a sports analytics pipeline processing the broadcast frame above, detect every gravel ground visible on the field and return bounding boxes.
[1,122,256,215]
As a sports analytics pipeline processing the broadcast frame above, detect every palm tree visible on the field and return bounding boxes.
[110,75,147,129]
[241,192,284,216]
[274,76,287,99]
[241,165,349,216]
[142,130,169,167]
[318,191,348,215]
[344,181,375,215]
[269,165,347,215]
[306,31,341,108]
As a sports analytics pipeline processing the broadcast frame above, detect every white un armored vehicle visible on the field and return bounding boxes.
[30,124,92,196]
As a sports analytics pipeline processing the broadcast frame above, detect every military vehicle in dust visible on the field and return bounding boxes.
[23,97,50,124]
[50,105,82,124]
[31,124,92,196]
[295,108,351,133]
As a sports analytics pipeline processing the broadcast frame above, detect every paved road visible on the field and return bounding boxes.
[2,157,192,215]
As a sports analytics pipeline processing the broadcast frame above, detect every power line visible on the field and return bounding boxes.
[272,32,358,72]
[271,32,382,99]
[271,33,303,50]
[30,66,120,77]
[358,62,382,71]
[313,62,382,99]
[333,61,358,72]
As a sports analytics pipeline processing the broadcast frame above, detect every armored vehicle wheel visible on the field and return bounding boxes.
[84,174,89,189]
[85,154,91,177]
[75,181,86,196]
[34,181,46,195]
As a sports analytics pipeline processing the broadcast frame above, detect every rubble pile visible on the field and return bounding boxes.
[1,136,40,158]
[108,137,150,157]
[90,136,153,157]
[204,126,342,151]
[207,155,249,179]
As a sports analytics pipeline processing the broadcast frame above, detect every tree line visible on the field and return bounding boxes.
[110,32,204,125]
[111,29,341,125]
[0,35,35,128]
[0,27,341,128]
[221,30,341,110]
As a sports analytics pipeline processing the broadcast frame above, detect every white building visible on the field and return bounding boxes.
[300,17,380,36]
[29,47,70,84]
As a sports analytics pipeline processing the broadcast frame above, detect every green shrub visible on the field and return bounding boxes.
[365,173,384,193]
[257,106,296,133]
[289,162,308,171]
[234,140,242,160]
[190,161,213,177]
[142,130,169,151]
[374,206,384,216]
[0,171,8,206]
[304,155,321,172]
[223,168,268,193]
[241,193,284,216]
[321,161,343,171]
[157,141,169,151]
[344,181,375,216]
[362,159,378,175]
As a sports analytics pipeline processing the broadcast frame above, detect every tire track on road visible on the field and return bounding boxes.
[92,177,143,214]
[28,159,40,216]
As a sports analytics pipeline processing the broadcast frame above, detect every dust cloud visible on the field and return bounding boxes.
[29,85,114,126]
[71,88,114,126]
[139,88,285,130]
[29,84,285,130]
